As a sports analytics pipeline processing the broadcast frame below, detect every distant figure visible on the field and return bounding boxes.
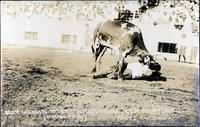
[176,34,187,62]
[116,6,133,21]
[190,45,198,64]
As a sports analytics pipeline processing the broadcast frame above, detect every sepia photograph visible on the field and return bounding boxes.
[1,0,199,126]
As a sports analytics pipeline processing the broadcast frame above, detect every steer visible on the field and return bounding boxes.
[91,20,153,80]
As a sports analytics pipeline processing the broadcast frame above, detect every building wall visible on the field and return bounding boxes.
[2,15,26,45]
[141,23,199,63]
[1,15,98,51]
[1,16,198,63]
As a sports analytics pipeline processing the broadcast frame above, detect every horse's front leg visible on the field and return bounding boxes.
[118,50,125,81]
[96,47,107,72]
[91,45,99,73]
[91,46,106,73]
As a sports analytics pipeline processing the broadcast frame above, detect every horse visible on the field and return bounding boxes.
[91,20,153,80]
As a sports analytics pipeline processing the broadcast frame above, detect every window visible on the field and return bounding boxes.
[62,34,77,43]
[72,35,77,44]
[158,42,177,54]
[24,32,38,40]
[62,35,71,43]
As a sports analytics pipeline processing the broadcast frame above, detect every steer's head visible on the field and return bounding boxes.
[138,53,161,72]
[149,61,161,72]
[138,52,154,65]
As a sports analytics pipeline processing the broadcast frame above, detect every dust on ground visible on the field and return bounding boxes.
[1,47,199,126]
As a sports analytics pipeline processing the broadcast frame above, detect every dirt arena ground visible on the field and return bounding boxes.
[1,46,199,126]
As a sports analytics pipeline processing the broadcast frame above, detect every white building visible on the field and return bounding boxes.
[1,15,98,52]
[1,1,199,64]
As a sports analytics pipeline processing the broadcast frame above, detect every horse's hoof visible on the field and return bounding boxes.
[118,75,124,81]
[91,68,96,73]
[118,78,124,81]
[93,75,97,79]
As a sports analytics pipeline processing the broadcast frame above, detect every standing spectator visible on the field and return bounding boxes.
[176,34,187,62]
[117,6,125,20]
[190,41,198,64]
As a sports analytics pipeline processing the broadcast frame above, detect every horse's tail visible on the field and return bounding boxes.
[92,22,100,53]
[91,45,95,53]
[93,22,102,43]
[136,29,149,53]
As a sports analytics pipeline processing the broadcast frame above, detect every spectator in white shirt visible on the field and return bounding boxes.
[176,34,187,62]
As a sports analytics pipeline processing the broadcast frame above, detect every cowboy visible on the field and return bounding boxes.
[93,55,161,80]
